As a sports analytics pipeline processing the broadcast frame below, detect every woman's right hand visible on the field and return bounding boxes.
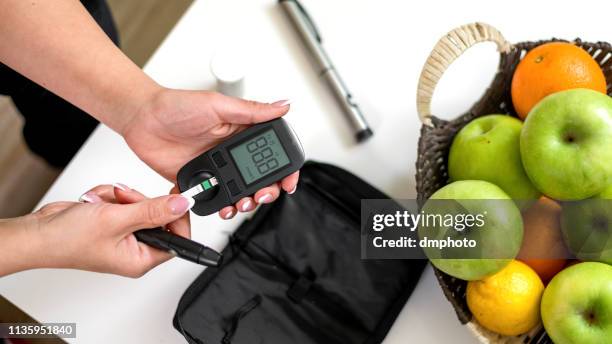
[0,184,192,278]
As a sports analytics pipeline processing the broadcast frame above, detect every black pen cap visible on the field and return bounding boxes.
[198,247,223,267]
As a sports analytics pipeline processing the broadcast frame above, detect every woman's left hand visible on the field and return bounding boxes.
[121,88,299,220]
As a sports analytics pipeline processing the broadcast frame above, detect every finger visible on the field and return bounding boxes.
[110,195,195,234]
[166,213,191,238]
[79,192,104,204]
[165,184,191,237]
[113,183,147,204]
[80,185,116,203]
[140,242,173,267]
[214,93,291,124]
[122,240,173,278]
[219,206,236,220]
[236,197,255,212]
[280,171,300,194]
[113,185,190,236]
[166,184,195,239]
[253,183,281,204]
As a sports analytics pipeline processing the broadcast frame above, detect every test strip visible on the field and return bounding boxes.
[181,177,219,198]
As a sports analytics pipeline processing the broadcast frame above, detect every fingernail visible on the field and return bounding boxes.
[79,192,102,203]
[224,209,235,219]
[113,183,130,191]
[169,196,194,215]
[241,200,252,212]
[79,193,93,203]
[271,99,292,107]
[288,185,297,195]
[257,193,272,204]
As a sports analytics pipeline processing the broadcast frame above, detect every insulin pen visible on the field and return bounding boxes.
[279,0,373,142]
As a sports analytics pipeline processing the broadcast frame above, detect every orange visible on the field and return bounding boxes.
[564,259,581,268]
[517,197,569,283]
[467,260,544,336]
[519,259,566,284]
[511,42,607,119]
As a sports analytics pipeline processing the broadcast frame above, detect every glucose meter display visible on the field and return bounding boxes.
[229,129,290,184]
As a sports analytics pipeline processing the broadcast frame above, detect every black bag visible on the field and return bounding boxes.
[173,162,427,344]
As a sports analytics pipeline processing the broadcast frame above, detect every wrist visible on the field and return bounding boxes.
[114,80,166,137]
[120,85,172,141]
[0,216,47,276]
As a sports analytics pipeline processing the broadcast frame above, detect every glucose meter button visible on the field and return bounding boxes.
[212,152,227,168]
[227,180,241,196]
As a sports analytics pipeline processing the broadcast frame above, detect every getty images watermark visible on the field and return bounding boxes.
[371,208,487,249]
[360,199,576,260]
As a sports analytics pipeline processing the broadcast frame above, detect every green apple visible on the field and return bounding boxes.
[521,89,612,200]
[561,185,612,264]
[541,262,612,344]
[419,180,523,280]
[449,114,540,201]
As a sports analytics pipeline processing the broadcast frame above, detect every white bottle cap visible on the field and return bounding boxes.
[210,48,245,97]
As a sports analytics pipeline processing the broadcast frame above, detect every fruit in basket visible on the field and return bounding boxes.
[541,262,612,344]
[511,42,607,119]
[467,260,544,336]
[564,259,581,268]
[419,180,523,281]
[520,89,612,200]
[561,185,612,264]
[448,115,540,201]
[517,197,569,283]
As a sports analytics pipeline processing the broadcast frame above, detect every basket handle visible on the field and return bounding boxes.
[416,22,512,126]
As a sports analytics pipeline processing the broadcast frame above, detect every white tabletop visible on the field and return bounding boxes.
[1,0,609,342]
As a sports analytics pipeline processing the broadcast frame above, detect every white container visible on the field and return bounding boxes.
[210,48,246,97]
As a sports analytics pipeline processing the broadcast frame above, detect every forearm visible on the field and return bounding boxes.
[0,217,45,277]
[0,0,161,134]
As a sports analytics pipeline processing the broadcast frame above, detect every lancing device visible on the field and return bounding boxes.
[134,228,222,267]
[279,0,373,143]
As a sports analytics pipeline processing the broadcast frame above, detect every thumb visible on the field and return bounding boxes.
[113,195,194,233]
[215,94,291,124]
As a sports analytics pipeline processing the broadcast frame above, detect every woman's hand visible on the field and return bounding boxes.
[121,88,299,220]
[0,1,299,219]
[0,184,191,278]
[0,2,300,220]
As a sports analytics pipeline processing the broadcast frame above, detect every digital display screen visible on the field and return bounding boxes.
[229,129,290,185]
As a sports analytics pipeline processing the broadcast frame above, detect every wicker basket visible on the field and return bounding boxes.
[414,22,612,344]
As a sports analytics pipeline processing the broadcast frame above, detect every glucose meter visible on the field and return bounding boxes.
[177,118,305,216]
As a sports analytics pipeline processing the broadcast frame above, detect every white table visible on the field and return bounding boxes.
[1,0,609,342]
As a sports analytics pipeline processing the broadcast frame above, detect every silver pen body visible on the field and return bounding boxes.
[280,0,373,142]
